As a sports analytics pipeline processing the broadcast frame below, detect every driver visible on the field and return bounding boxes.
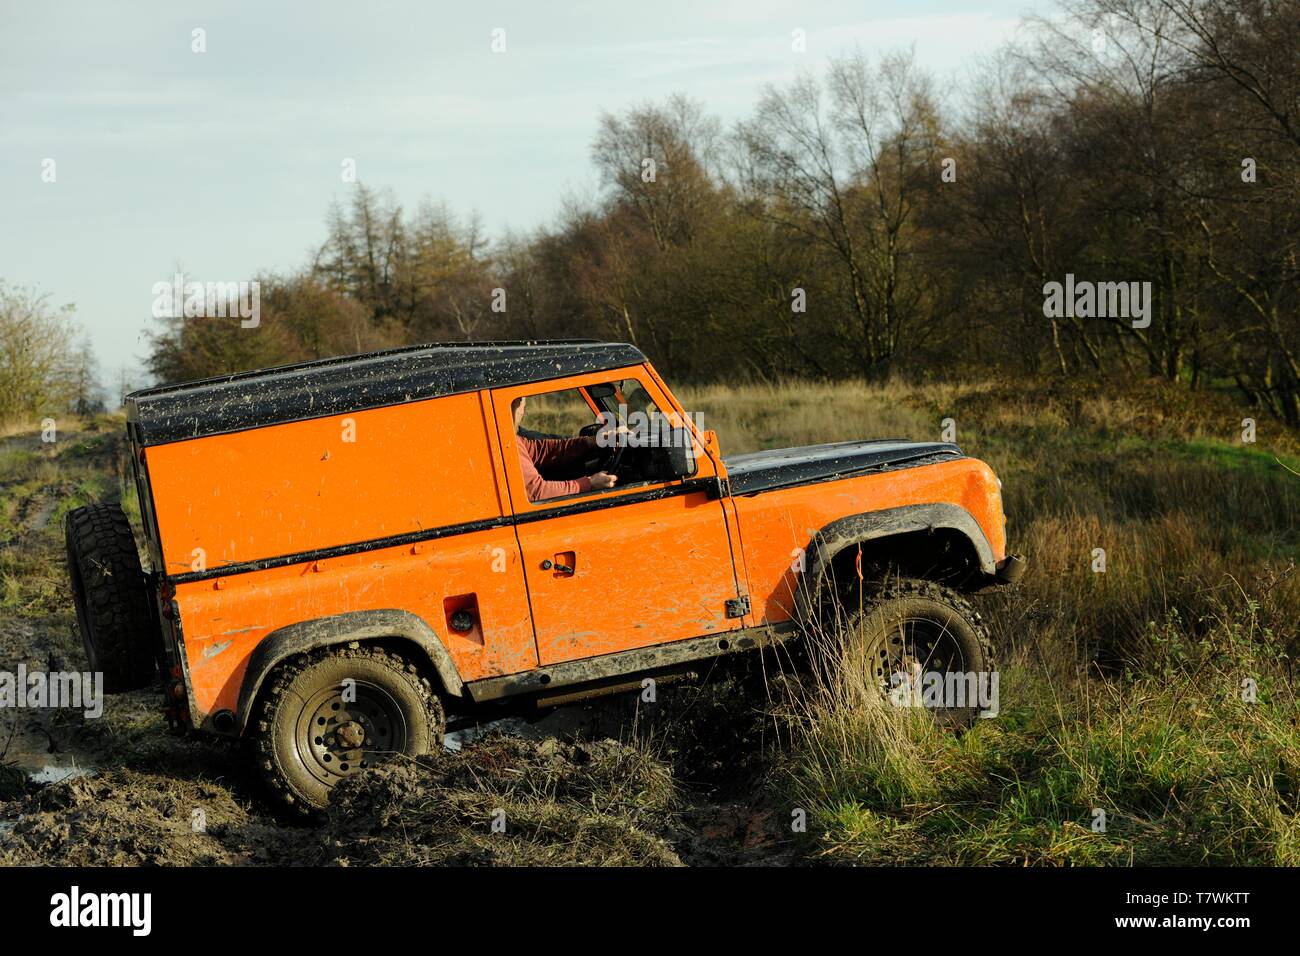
[512,395,619,501]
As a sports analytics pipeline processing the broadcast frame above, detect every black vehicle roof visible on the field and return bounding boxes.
[125,340,647,446]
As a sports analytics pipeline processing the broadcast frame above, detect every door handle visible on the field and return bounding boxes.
[540,559,575,576]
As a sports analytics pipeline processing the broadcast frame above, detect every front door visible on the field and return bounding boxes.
[491,369,743,666]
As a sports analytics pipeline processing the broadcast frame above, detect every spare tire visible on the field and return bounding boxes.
[65,503,157,693]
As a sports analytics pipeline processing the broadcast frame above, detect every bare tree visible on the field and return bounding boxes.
[592,94,722,250]
[737,50,941,377]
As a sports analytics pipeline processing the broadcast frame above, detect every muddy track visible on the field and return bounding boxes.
[0,422,806,865]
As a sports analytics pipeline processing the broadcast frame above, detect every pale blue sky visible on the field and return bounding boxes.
[0,1,1046,383]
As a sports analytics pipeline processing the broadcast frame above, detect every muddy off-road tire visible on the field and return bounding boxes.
[839,578,995,728]
[64,503,156,693]
[251,644,446,815]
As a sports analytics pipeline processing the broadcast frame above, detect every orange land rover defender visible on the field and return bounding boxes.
[65,341,1024,812]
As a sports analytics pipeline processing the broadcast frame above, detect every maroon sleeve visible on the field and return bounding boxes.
[529,436,592,469]
[516,435,593,501]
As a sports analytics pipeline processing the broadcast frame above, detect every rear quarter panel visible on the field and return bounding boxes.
[173,527,535,722]
[148,390,536,723]
[145,391,499,573]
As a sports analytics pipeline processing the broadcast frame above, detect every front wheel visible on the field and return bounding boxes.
[840,578,995,727]
[251,644,446,814]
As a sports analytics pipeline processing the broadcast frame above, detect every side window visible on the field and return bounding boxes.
[597,379,659,426]
[507,377,697,506]
[517,388,596,440]
[510,387,606,505]
[590,377,698,484]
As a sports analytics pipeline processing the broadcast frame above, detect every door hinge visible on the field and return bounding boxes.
[725,595,750,618]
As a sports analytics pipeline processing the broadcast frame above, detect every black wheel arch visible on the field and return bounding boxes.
[230,609,464,737]
[792,503,997,625]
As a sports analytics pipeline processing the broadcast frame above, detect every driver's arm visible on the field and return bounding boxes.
[527,435,594,469]
[517,435,596,501]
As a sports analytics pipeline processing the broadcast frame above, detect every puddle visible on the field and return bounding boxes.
[28,497,56,533]
[443,717,531,752]
[442,703,629,752]
[27,763,90,784]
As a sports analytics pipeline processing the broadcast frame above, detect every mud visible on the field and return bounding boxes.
[320,735,681,866]
[0,683,799,866]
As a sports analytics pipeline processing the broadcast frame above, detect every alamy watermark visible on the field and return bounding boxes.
[594,407,704,449]
[1043,273,1151,329]
[151,271,260,328]
[888,668,999,717]
[50,886,151,936]
[0,665,103,718]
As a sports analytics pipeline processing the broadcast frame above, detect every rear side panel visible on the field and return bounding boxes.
[145,390,499,575]
[732,457,1007,623]
[147,391,535,725]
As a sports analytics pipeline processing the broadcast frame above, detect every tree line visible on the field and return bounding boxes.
[147,0,1300,425]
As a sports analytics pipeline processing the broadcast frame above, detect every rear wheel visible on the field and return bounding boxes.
[251,644,446,815]
[840,578,995,727]
[64,503,156,693]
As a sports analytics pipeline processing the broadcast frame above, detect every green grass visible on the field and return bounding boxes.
[781,598,1300,865]
[1172,437,1300,474]
[0,418,127,615]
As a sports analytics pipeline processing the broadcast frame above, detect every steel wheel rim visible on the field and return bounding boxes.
[863,616,967,695]
[294,681,408,787]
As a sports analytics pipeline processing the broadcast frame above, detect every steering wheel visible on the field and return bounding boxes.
[605,441,627,475]
[580,421,626,475]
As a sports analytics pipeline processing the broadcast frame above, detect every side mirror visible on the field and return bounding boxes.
[663,427,697,478]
